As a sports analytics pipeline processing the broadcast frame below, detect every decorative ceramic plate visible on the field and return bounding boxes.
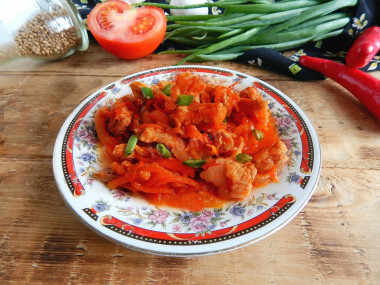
[53,65,321,256]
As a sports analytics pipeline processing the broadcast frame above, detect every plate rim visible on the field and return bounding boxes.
[52,65,321,256]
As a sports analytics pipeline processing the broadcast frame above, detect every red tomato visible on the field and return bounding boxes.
[87,1,167,60]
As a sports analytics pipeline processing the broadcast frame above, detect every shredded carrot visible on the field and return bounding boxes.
[107,172,136,189]
[111,161,126,176]
[138,123,164,129]
[94,107,120,148]
[157,158,195,177]
[190,149,201,159]
[130,181,174,194]
[94,72,288,211]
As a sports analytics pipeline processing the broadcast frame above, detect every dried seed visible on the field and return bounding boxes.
[14,5,79,58]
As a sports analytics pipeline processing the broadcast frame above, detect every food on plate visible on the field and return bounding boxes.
[93,71,288,211]
[87,0,166,59]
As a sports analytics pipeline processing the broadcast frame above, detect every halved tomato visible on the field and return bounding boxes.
[87,1,167,60]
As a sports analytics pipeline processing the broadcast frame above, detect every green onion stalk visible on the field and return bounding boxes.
[134,0,358,64]
[125,135,138,156]
[183,159,206,168]
[176,95,194,106]
[156,143,172,158]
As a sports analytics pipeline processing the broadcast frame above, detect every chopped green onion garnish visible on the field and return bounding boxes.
[252,129,264,140]
[223,117,227,124]
[141,87,154,99]
[162,84,172,96]
[183,159,206,168]
[124,134,138,156]
[176,95,194,106]
[236,153,253,163]
[156,143,171,158]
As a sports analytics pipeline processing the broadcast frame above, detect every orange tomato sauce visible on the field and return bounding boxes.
[143,190,228,212]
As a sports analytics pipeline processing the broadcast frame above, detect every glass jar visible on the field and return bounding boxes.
[0,0,89,64]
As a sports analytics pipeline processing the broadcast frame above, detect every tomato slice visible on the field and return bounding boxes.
[87,1,167,60]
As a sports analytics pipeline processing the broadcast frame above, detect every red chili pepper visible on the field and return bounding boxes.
[299,55,380,121]
[346,26,380,68]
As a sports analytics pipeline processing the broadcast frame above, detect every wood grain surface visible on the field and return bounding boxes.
[0,42,379,284]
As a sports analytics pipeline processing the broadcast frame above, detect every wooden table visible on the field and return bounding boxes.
[1,41,379,284]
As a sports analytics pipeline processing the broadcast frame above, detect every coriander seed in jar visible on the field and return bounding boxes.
[0,0,88,64]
